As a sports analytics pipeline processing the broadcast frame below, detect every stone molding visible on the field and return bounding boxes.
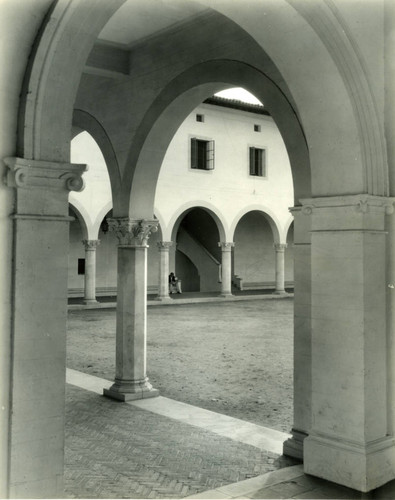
[218,242,235,251]
[157,241,173,250]
[274,243,287,251]
[82,239,100,250]
[108,218,158,247]
[4,157,87,192]
[299,195,395,215]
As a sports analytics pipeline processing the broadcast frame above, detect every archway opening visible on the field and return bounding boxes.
[175,208,222,293]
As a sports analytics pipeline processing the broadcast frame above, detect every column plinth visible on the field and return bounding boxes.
[103,218,159,402]
[103,377,159,401]
[218,242,234,297]
[156,241,173,301]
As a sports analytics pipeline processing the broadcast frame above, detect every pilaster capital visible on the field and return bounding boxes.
[108,218,158,247]
[82,239,100,250]
[218,242,235,251]
[299,195,395,215]
[274,243,287,252]
[157,241,173,250]
[299,195,395,232]
[4,157,87,192]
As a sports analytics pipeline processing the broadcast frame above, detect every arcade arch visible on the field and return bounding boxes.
[172,207,224,294]
[233,210,290,294]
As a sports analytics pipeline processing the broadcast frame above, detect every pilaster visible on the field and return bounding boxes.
[4,157,86,498]
[103,218,159,401]
[283,206,311,460]
[302,194,395,492]
[218,242,234,297]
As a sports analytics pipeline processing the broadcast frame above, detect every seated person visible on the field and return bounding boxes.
[168,272,182,294]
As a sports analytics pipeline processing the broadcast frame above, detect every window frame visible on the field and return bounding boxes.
[190,136,215,172]
[248,145,267,178]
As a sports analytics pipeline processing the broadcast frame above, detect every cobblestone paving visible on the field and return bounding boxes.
[64,385,297,499]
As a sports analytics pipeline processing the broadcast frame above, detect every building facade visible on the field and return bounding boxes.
[68,97,294,299]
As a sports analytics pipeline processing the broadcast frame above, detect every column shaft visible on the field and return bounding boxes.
[103,218,159,401]
[83,239,100,303]
[156,241,172,300]
[274,243,287,293]
[219,242,234,297]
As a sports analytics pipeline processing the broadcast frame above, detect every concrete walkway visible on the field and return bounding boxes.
[65,369,374,499]
[68,290,293,310]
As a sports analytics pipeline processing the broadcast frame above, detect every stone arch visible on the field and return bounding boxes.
[17,0,387,204]
[72,109,121,200]
[17,0,126,162]
[284,215,295,243]
[230,206,282,245]
[69,199,89,240]
[93,200,113,238]
[124,61,310,218]
[168,201,227,243]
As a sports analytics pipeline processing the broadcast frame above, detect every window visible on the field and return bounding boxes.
[249,147,266,177]
[78,258,85,275]
[254,124,261,132]
[196,114,204,122]
[191,138,215,170]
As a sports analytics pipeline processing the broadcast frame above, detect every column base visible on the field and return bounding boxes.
[220,293,234,298]
[283,428,307,460]
[103,378,159,402]
[83,299,98,304]
[154,295,172,301]
[274,290,288,295]
[304,434,395,492]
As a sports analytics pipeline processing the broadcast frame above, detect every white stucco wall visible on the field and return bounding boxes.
[156,102,293,240]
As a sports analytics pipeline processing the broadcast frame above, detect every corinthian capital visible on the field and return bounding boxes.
[218,242,235,251]
[157,241,173,250]
[274,243,287,251]
[82,239,100,250]
[108,218,158,246]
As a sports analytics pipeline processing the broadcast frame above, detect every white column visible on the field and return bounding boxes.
[4,157,86,498]
[283,207,312,460]
[302,195,395,492]
[82,239,100,304]
[218,242,234,297]
[104,218,159,401]
[156,241,172,300]
[274,243,287,294]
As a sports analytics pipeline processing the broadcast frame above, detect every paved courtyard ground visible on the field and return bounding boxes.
[66,298,294,433]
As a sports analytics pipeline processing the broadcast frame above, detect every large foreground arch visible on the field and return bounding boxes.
[2,0,394,497]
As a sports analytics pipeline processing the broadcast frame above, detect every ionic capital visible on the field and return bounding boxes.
[157,241,173,250]
[274,243,287,252]
[218,242,235,251]
[4,157,86,192]
[82,239,100,251]
[108,218,158,246]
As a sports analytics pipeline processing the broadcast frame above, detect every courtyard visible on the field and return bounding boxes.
[66,298,294,433]
[64,298,300,498]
